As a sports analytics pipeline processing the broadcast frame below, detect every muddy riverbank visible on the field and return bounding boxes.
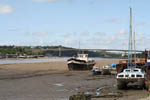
[0,60,149,100]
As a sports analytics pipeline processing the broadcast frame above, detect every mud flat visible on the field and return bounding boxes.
[0,60,118,79]
[0,60,149,100]
[138,96,150,100]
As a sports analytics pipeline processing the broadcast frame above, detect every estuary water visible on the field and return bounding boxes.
[0,57,119,64]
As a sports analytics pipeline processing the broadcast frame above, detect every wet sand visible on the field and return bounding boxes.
[0,60,149,100]
[0,60,118,78]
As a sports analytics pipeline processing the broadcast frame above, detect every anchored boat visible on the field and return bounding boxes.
[91,65,101,75]
[91,65,111,75]
[67,54,95,70]
[116,8,145,89]
[117,67,145,89]
[101,65,111,75]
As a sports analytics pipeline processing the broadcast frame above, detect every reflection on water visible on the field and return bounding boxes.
[0,57,119,64]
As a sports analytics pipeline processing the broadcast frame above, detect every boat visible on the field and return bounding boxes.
[91,65,101,75]
[91,65,111,75]
[117,67,145,89]
[101,65,111,75]
[116,8,145,89]
[67,54,96,70]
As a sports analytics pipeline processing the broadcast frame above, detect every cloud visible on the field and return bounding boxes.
[33,0,57,3]
[80,31,129,49]
[63,31,89,38]
[0,4,14,14]
[133,21,146,28]
[118,29,127,35]
[136,33,145,41]
[79,31,89,36]
[89,0,97,5]
[5,29,148,50]
[89,0,112,5]
[23,31,49,38]
[61,31,126,49]
[94,32,106,36]
[64,38,77,45]
[8,28,18,32]
[135,33,149,50]
[31,32,49,36]
[107,17,119,23]
[63,32,77,38]
[33,0,72,3]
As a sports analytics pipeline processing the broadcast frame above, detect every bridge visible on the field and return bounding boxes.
[43,48,144,57]
[43,48,144,52]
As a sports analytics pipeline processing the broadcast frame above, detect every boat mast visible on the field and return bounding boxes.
[78,41,80,54]
[134,31,136,66]
[128,7,133,67]
[130,7,133,64]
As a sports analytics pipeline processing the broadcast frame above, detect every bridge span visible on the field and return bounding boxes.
[43,48,144,52]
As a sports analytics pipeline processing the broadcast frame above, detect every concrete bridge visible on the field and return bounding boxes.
[43,48,144,57]
[44,48,144,52]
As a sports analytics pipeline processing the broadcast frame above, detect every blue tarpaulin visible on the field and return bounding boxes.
[111,63,116,68]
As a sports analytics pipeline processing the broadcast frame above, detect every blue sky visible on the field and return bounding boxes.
[0,0,149,50]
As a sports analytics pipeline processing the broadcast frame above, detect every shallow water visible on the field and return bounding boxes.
[0,57,120,64]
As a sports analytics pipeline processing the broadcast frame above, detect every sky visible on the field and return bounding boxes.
[0,0,150,50]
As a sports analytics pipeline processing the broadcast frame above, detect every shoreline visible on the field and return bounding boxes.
[0,57,122,65]
[0,56,123,60]
[0,60,119,78]
[0,59,119,69]
[1,56,79,60]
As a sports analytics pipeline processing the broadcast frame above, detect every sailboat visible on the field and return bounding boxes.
[116,8,145,89]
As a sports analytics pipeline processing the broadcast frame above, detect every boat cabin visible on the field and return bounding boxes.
[117,68,145,79]
[77,54,89,61]
[123,68,141,73]
[77,54,88,58]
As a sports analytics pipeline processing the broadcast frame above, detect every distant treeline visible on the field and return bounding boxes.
[0,46,32,55]
[0,45,145,58]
